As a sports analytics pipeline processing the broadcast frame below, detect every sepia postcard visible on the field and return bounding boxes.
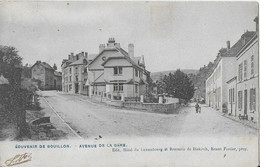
[0,1,259,167]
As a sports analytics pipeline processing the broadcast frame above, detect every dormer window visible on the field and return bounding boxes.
[114,67,122,75]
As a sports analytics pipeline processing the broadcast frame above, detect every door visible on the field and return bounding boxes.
[75,83,79,94]
[244,89,247,115]
[54,80,57,89]
[86,86,89,96]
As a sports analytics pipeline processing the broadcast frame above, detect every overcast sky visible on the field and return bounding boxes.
[0,1,258,72]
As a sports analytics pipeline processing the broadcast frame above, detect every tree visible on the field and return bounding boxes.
[0,46,31,138]
[53,63,57,70]
[165,69,195,102]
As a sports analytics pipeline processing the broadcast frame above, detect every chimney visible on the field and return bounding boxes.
[226,41,230,50]
[99,44,105,53]
[140,55,145,67]
[128,44,134,59]
[85,52,88,59]
[107,37,116,48]
[70,52,74,60]
[254,16,259,32]
[115,43,120,48]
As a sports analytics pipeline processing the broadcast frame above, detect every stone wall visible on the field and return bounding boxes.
[123,102,180,114]
[90,95,180,114]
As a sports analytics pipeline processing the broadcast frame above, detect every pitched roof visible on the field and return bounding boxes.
[101,52,144,70]
[88,54,97,61]
[31,61,54,70]
[88,48,119,65]
[222,31,256,57]
[207,31,256,78]
[69,57,88,66]
[54,71,62,77]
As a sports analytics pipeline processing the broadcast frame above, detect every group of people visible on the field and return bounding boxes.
[195,102,201,113]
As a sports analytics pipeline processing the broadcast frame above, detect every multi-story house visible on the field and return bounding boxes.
[206,30,256,112]
[31,61,62,90]
[233,26,258,121]
[61,52,96,95]
[87,38,150,100]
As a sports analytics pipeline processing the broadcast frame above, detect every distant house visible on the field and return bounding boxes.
[31,61,62,90]
[61,52,96,95]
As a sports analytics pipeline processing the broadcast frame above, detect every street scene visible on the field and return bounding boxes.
[23,90,256,140]
[0,2,258,142]
[0,2,259,167]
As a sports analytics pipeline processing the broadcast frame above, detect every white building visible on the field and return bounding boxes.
[206,31,256,112]
[87,38,150,100]
[233,31,258,121]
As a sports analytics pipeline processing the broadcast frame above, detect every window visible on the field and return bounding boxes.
[75,75,78,82]
[232,88,235,103]
[244,60,247,79]
[75,67,78,74]
[238,63,243,82]
[69,68,72,74]
[135,69,139,77]
[69,76,72,82]
[229,89,231,103]
[114,67,123,75]
[113,83,123,92]
[238,91,243,110]
[135,84,138,93]
[251,55,254,75]
[250,88,256,111]
[69,84,72,91]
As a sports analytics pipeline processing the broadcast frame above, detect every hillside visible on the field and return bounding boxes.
[151,69,199,82]
[150,65,215,100]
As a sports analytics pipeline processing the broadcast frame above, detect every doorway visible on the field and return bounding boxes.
[75,83,79,94]
[244,89,247,115]
[54,79,57,90]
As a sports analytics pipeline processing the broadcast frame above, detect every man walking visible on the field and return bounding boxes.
[195,102,200,113]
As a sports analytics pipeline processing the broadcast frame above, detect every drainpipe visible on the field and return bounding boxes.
[133,67,135,97]
[235,79,237,117]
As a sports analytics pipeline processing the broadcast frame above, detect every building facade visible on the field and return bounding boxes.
[31,61,62,90]
[207,17,258,123]
[234,32,258,122]
[61,52,91,95]
[87,38,150,100]
[206,47,237,111]
[206,31,256,112]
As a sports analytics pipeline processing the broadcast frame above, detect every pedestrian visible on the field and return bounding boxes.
[195,102,200,113]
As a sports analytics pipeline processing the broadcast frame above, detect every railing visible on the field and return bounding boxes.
[125,97,140,102]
